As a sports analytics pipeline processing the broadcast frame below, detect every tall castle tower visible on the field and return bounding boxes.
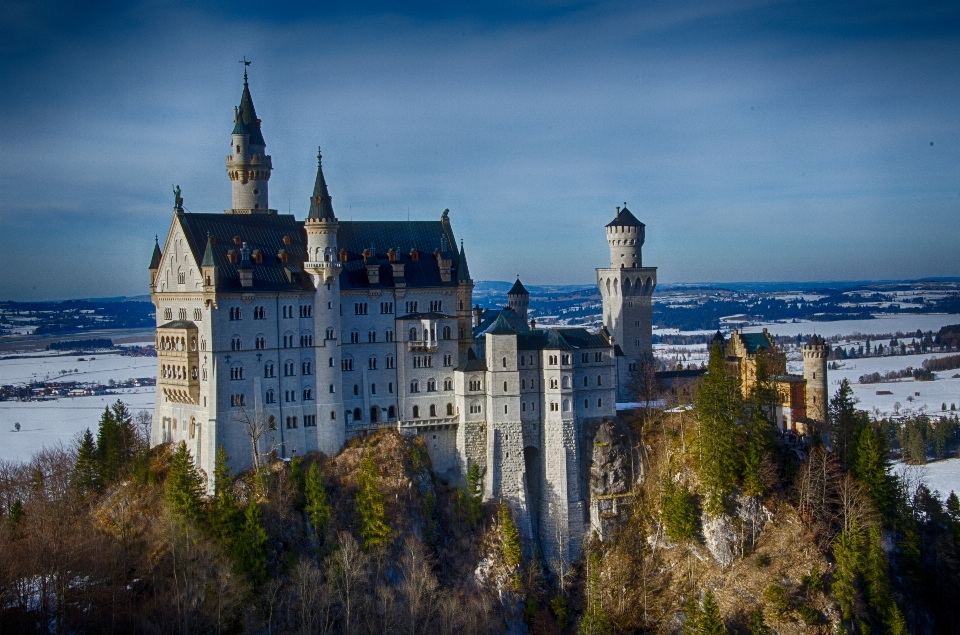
[226,70,273,214]
[597,205,657,400]
[303,149,345,455]
[507,278,530,324]
[802,335,829,427]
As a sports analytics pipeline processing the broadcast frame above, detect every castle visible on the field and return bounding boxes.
[149,72,656,562]
[713,329,829,433]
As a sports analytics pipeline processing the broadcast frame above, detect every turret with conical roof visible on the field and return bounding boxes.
[456,239,475,360]
[226,70,273,214]
[507,277,529,323]
[304,148,341,279]
[149,236,162,288]
[606,204,645,269]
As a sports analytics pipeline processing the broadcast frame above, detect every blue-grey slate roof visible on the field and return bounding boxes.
[737,332,774,354]
[336,220,465,290]
[178,213,308,292]
[237,78,266,146]
[508,278,528,296]
[605,206,644,228]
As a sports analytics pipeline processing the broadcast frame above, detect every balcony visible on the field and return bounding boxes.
[407,341,439,353]
[157,321,201,405]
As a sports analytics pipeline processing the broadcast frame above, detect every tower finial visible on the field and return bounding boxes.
[317,146,322,165]
[240,57,251,83]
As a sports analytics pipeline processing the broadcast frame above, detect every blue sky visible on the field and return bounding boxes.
[1,0,958,300]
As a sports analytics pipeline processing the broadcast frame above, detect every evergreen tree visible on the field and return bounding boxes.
[852,422,894,520]
[579,552,612,635]
[166,441,204,523]
[304,462,331,538]
[499,499,522,591]
[833,530,865,621]
[830,380,861,467]
[73,428,101,495]
[355,452,390,551]
[290,455,305,507]
[663,479,698,542]
[946,491,960,522]
[234,499,269,587]
[864,527,892,619]
[698,589,728,635]
[748,608,770,635]
[743,351,777,496]
[694,343,745,514]
[465,462,483,525]
[96,406,120,483]
[208,447,242,545]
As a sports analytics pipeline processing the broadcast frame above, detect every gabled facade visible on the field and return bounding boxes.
[715,329,830,434]
[150,74,654,565]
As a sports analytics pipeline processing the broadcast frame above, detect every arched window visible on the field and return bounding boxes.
[410,327,418,341]
[353,407,362,422]
[265,389,275,404]
[562,376,569,388]
[584,376,589,387]
[502,357,507,368]
[427,379,436,392]
[412,405,420,418]
[443,326,451,339]
[563,400,570,412]
[584,399,589,408]
[446,403,454,415]
[597,375,602,386]
[522,402,526,412]
[330,411,336,420]
[411,380,419,393]
[388,405,397,419]
[326,328,335,340]
[503,381,508,391]
[429,404,437,417]
[598,398,602,407]
[370,407,379,423]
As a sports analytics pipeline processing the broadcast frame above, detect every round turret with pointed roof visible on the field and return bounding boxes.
[605,203,645,268]
[507,277,530,323]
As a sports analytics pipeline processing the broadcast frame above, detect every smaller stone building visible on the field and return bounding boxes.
[715,329,829,434]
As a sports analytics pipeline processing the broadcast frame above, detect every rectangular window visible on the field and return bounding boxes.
[381,302,394,314]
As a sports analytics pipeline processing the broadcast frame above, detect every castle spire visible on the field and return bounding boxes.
[307,148,337,221]
[457,240,471,283]
[236,66,265,146]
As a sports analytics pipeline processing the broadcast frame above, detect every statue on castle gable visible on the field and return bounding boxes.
[173,185,183,211]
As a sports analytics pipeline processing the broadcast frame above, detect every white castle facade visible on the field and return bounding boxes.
[149,74,657,562]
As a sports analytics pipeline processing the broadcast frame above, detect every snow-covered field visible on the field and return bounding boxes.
[0,388,155,463]
[0,350,156,385]
[893,459,960,501]
[0,348,158,463]
[744,313,960,339]
[825,353,960,418]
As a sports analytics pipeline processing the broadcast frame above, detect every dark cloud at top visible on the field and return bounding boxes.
[1,0,958,300]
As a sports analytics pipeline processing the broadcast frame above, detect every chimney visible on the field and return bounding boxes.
[366,263,380,285]
[473,304,483,328]
[392,260,406,288]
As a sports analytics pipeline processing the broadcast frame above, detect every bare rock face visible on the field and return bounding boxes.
[589,418,637,539]
[702,514,738,568]
[703,494,773,568]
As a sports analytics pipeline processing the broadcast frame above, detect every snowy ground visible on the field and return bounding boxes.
[893,459,960,501]
[0,388,155,463]
[0,350,156,385]
[743,313,960,339]
[0,346,158,464]
[824,353,960,418]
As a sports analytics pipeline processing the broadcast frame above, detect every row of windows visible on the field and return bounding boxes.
[341,355,396,371]
[163,307,203,321]
[162,416,198,439]
[161,364,197,381]
[408,326,453,340]
[348,330,397,343]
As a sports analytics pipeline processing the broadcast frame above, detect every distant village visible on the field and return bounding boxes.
[0,342,156,403]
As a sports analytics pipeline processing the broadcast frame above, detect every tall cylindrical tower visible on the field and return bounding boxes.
[507,278,529,324]
[802,335,830,425]
[606,205,645,268]
[225,72,273,213]
[304,149,344,455]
